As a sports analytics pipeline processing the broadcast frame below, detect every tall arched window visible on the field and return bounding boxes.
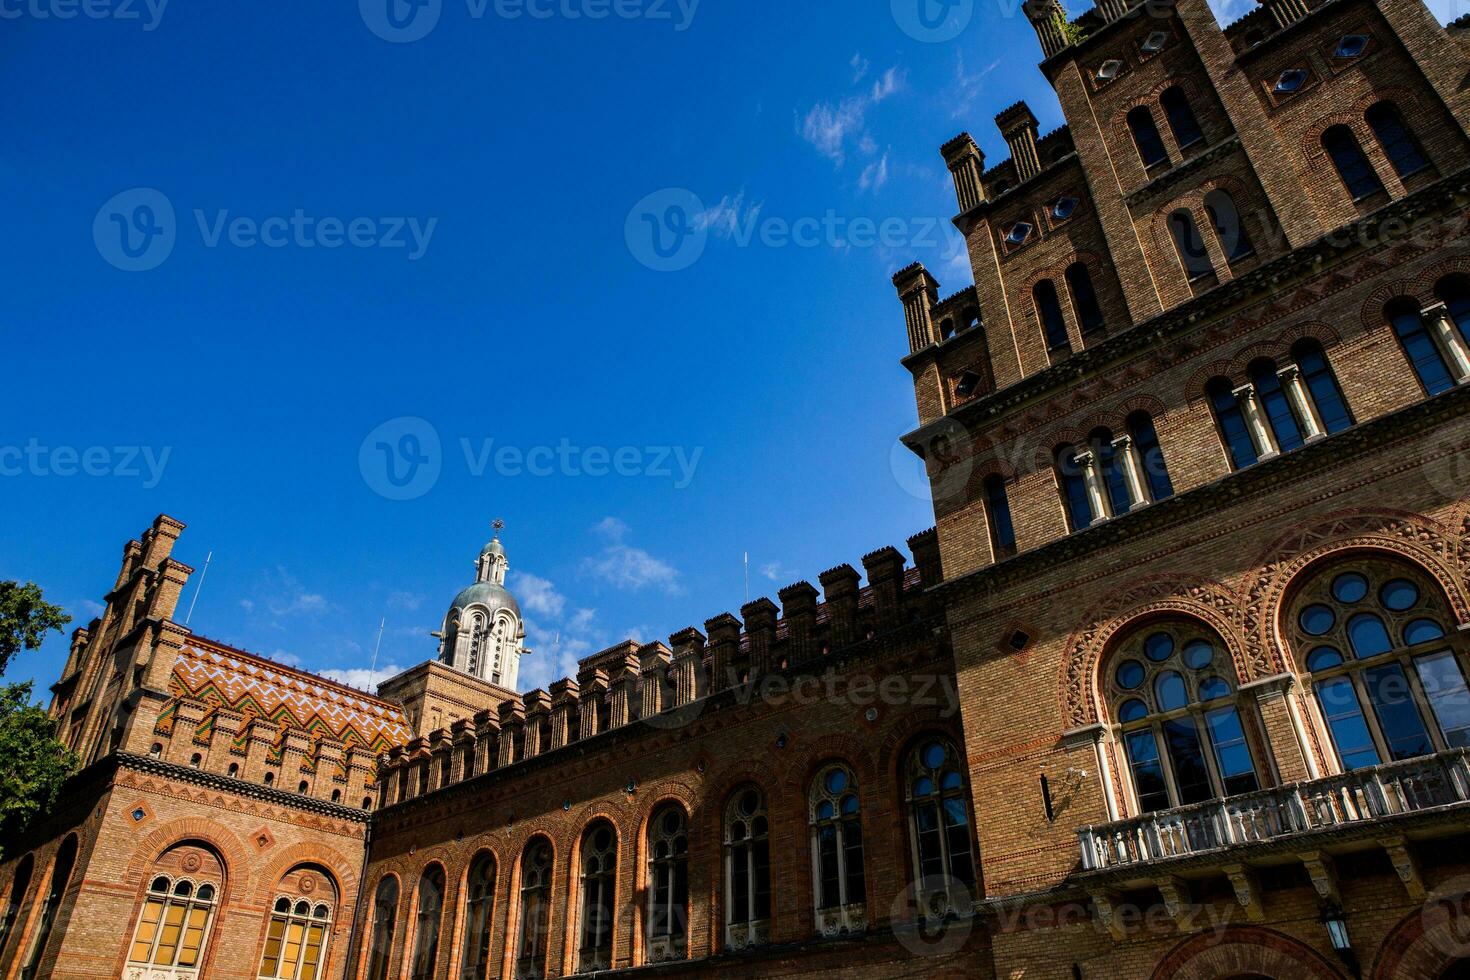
[905,738,975,918]
[467,613,486,675]
[982,474,1017,560]
[1034,279,1069,350]
[1204,190,1254,263]
[723,787,771,951]
[577,822,617,973]
[1323,125,1384,200]
[1169,209,1214,280]
[810,763,866,936]
[646,805,689,964]
[409,865,444,980]
[459,853,496,980]
[1292,340,1353,434]
[364,876,399,980]
[1248,358,1304,452]
[1365,102,1427,178]
[1056,444,1094,532]
[1127,106,1170,168]
[0,854,34,963]
[1126,412,1174,503]
[515,840,553,979]
[1388,298,1457,395]
[20,834,77,979]
[1089,428,1134,517]
[126,872,219,979]
[1107,623,1261,816]
[1290,559,1470,771]
[1160,87,1204,149]
[1436,275,1470,347]
[1064,262,1106,335]
[257,897,332,980]
[1208,378,1259,469]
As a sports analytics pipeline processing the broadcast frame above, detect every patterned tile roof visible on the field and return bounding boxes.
[164,635,411,755]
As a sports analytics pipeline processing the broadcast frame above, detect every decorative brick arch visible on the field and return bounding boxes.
[782,732,877,795]
[1242,511,1470,673]
[122,817,250,897]
[874,708,961,783]
[1370,891,1470,979]
[1296,82,1419,160]
[250,842,357,906]
[1060,574,1248,728]
[1151,925,1343,979]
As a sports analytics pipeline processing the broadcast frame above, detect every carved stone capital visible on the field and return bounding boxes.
[1223,863,1265,922]
[1381,836,1426,900]
[1299,850,1340,906]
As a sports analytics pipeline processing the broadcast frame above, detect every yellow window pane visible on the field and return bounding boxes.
[177,908,209,968]
[156,906,184,962]
[281,921,304,974]
[260,917,285,975]
[129,898,165,963]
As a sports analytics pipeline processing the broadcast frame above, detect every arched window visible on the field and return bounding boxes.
[1056,445,1094,532]
[983,474,1017,560]
[365,877,399,980]
[1107,623,1261,816]
[1204,190,1254,263]
[459,853,496,980]
[905,738,975,918]
[577,822,617,973]
[1034,279,1069,350]
[468,613,487,675]
[1064,262,1106,335]
[647,805,689,964]
[408,866,444,980]
[1323,125,1384,200]
[1248,358,1304,451]
[258,897,332,980]
[21,835,77,978]
[1126,412,1174,503]
[1290,559,1470,771]
[724,787,771,950]
[1365,102,1427,178]
[1436,275,1470,348]
[810,763,866,935]
[1291,340,1353,434]
[1127,106,1170,168]
[1207,378,1259,470]
[0,854,34,961]
[1388,298,1457,395]
[1169,209,1214,281]
[126,872,219,979]
[515,840,553,979]
[1160,87,1204,149]
[1089,427,1133,517]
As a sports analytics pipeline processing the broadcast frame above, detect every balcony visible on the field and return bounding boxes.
[1079,748,1470,871]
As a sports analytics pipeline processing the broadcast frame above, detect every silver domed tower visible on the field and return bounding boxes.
[436,525,529,689]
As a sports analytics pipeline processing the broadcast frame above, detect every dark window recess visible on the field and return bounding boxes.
[1160,87,1204,149]
[955,372,982,398]
[1334,34,1368,58]
[1035,279,1069,349]
[1323,125,1385,200]
[984,474,1017,558]
[1388,300,1455,395]
[1040,774,1055,822]
[1052,196,1079,220]
[1275,69,1308,93]
[1366,103,1428,178]
[1065,262,1106,335]
[1006,221,1034,246]
[1128,107,1170,168]
[1009,630,1031,651]
[1204,191,1255,262]
[1169,210,1214,280]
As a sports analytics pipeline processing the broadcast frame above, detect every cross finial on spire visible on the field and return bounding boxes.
[492,518,505,536]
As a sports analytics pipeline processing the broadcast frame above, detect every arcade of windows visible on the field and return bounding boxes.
[1055,412,1175,532]
[1387,276,1470,396]
[1206,339,1353,471]
[358,739,973,978]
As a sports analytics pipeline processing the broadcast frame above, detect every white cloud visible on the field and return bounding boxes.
[582,519,682,594]
[78,599,105,618]
[850,52,869,83]
[859,151,890,192]
[696,190,763,241]
[386,590,424,612]
[798,67,904,167]
[267,649,304,668]
[256,567,329,617]
[759,561,792,582]
[320,664,405,691]
[515,571,567,618]
[950,54,1001,119]
[239,598,255,612]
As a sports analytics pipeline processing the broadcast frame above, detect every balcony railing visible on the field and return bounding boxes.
[1079,748,1470,871]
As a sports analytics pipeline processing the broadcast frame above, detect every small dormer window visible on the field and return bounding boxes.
[1096,59,1122,82]
[1141,31,1168,54]
[1051,196,1079,221]
[1274,69,1308,94]
[955,372,982,398]
[1334,34,1368,58]
[1005,222,1034,246]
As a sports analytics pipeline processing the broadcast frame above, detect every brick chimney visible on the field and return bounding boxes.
[892,262,941,354]
[996,102,1042,182]
[941,132,987,214]
[1024,0,1071,58]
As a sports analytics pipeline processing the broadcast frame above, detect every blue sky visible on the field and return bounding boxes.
[3,0,1460,697]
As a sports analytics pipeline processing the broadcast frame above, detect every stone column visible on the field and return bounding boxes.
[1074,450,1110,523]
[1425,303,1470,382]
[1233,383,1278,459]
[1111,435,1148,509]
[1277,365,1323,441]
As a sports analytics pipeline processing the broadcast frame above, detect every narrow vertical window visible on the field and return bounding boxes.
[459,854,496,980]
[647,806,689,964]
[0,855,34,962]
[905,739,975,918]
[1292,341,1353,433]
[1064,262,1106,335]
[1204,190,1254,262]
[1127,106,1170,168]
[982,474,1017,559]
[1248,360,1304,451]
[1160,87,1204,149]
[1055,445,1093,531]
[1323,125,1385,200]
[1365,102,1427,178]
[1090,429,1132,516]
[1436,276,1470,348]
[257,897,332,980]
[1169,210,1213,280]
[1034,279,1069,350]
[724,787,771,950]
[20,835,77,979]
[810,763,866,935]
[1388,299,1456,395]
[365,877,399,980]
[577,823,616,973]
[409,866,444,980]
[1127,412,1174,502]
[515,841,553,979]
[1207,378,1259,469]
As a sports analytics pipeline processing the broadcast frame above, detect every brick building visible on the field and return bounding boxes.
[6,0,1470,974]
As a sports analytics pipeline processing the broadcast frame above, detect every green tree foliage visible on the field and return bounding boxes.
[0,580,71,677]
[0,682,77,860]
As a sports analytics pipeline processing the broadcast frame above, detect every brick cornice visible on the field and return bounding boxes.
[110,752,372,823]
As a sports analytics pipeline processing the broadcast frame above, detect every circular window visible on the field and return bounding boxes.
[1405,618,1445,645]
[1118,698,1148,722]
[1182,640,1214,670]
[1115,659,1145,690]
[922,742,946,769]
[739,790,760,816]
[1381,579,1420,612]
[1307,646,1345,671]
[1299,604,1335,635]
[1144,632,1175,662]
[825,768,848,794]
[1332,572,1369,603]
[1198,676,1230,700]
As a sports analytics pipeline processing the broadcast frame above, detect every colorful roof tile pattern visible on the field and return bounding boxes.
[164,636,411,755]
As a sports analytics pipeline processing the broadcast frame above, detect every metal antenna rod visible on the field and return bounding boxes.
[184,551,212,626]
[369,618,386,688]
[744,551,749,603]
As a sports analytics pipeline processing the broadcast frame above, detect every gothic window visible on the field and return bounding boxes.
[1106,623,1261,814]
[1034,279,1069,350]
[1204,190,1255,263]
[126,871,218,978]
[408,865,444,980]
[724,787,771,950]
[1160,87,1204,149]
[1169,210,1213,281]
[1323,125,1384,201]
[810,763,866,935]
[1208,344,1352,470]
[1289,559,1469,771]
[1365,102,1427,179]
[904,738,975,918]
[1208,376,1260,469]
[1055,422,1169,533]
[257,897,332,980]
[1127,106,1170,169]
[365,877,399,980]
[459,853,496,980]
[0,854,33,962]
[1064,262,1106,335]
[515,839,553,979]
[21,835,76,978]
[577,822,617,972]
[983,474,1017,560]
[647,805,689,964]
